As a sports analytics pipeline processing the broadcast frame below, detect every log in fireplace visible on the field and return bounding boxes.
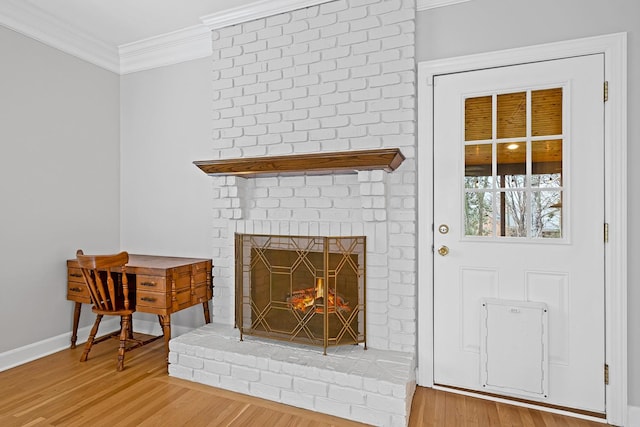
[235,233,366,354]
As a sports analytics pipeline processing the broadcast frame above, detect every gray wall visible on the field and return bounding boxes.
[416,0,639,406]
[120,58,214,330]
[0,26,120,352]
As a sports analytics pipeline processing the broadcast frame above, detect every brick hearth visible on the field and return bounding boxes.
[169,323,416,426]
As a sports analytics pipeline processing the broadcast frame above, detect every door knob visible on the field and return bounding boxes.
[437,245,449,256]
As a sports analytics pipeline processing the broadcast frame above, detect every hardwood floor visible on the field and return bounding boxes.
[0,337,608,426]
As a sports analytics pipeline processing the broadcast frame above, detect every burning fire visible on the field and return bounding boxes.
[287,278,350,314]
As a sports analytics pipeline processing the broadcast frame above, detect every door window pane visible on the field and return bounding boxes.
[465,96,492,141]
[465,192,494,237]
[532,139,562,188]
[497,141,526,188]
[532,88,562,136]
[497,92,526,139]
[531,191,563,238]
[465,144,493,188]
[497,191,527,237]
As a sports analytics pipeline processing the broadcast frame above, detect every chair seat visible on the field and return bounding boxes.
[91,307,135,316]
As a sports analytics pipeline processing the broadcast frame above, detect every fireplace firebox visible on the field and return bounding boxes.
[235,233,366,354]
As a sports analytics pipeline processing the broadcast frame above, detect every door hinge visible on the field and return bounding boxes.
[604,223,609,243]
[604,81,609,102]
[604,364,610,385]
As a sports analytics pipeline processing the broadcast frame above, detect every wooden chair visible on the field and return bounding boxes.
[76,250,133,371]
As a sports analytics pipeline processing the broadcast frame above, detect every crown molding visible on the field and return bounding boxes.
[119,25,213,75]
[0,0,119,73]
[201,0,333,30]
[417,0,471,11]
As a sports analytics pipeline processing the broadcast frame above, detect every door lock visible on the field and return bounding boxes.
[437,245,449,256]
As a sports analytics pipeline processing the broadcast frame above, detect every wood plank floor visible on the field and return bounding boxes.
[0,337,608,426]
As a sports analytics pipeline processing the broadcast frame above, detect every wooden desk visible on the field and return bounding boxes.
[67,254,213,357]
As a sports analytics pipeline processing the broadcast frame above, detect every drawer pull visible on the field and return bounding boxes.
[140,282,156,287]
[70,273,82,278]
[140,297,156,302]
[69,287,82,292]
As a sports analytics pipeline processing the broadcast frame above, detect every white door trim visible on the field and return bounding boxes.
[417,33,628,425]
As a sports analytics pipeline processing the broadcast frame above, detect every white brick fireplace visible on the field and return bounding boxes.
[169,0,418,425]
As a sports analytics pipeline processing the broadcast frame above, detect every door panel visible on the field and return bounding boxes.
[433,55,605,412]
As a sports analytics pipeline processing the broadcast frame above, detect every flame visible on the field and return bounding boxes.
[287,278,350,314]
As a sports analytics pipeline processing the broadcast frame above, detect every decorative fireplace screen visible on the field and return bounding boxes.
[235,233,366,354]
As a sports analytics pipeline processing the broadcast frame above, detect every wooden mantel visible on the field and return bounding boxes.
[193,148,405,178]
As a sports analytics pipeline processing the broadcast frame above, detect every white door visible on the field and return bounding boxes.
[433,55,605,412]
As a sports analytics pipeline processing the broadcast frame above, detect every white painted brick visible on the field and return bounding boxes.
[370,0,402,15]
[268,78,293,91]
[351,405,393,426]
[258,91,281,104]
[314,396,351,419]
[308,12,338,29]
[293,377,328,397]
[309,82,337,96]
[320,116,349,128]
[257,26,282,40]
[382,83,415,97]
[192,370,221,388]
[204,359,231,375]
[281,390,315,411]
[232,365,260,382]
[243,39,267,53]
[234,31,257,45]
[220,376,250,394]
[294,119,320,131]
[250,382,281,401]
[294,74,320,87]
[294,51,321,66]
[351,112,381,126]
[321,69,349,82]
[268,57,293,70]
[282,132,308,143]
[283,43,308,57]
[257,49,282,64]
[293,29,320,44]
[351,64,381,79]
[258,133,282,145]
[337,30,367,46]
[294,96,320,109]
[369,49,401,65]
[261,371,293,389]
[269,34,293,49]
[320,0,349,14]
[283,19,308,34]
[337,54,367,70]
[381,9,415,26]
[369,98,401,112]
[168,364,193,379]
[308,37,338,54]
[353,39,382,55]
[328,384,366,405]
[234,53,257,66]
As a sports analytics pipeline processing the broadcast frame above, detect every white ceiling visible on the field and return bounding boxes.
[24,0,258,47]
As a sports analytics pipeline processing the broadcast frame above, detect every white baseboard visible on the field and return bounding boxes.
[628,405,640,427]
[0,318,120,372]
[1,319,201,373]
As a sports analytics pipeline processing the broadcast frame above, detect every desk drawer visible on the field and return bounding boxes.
[67,267,84,283]
[137,290,171,310]
[191,284,210,304]
[67,282,91,303]
[136,275,167,292]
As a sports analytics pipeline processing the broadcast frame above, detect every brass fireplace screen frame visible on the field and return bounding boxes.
[235,233,366,354]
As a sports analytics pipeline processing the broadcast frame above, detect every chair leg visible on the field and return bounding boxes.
[80,314,103,362]
[117,315,131,371]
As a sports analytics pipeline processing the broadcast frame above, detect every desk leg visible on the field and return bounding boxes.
[202,301,211,324]
[71,302,82,349]
[159,315,171,365]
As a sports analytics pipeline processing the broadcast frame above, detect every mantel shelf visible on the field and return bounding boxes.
[193,148,405,178]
